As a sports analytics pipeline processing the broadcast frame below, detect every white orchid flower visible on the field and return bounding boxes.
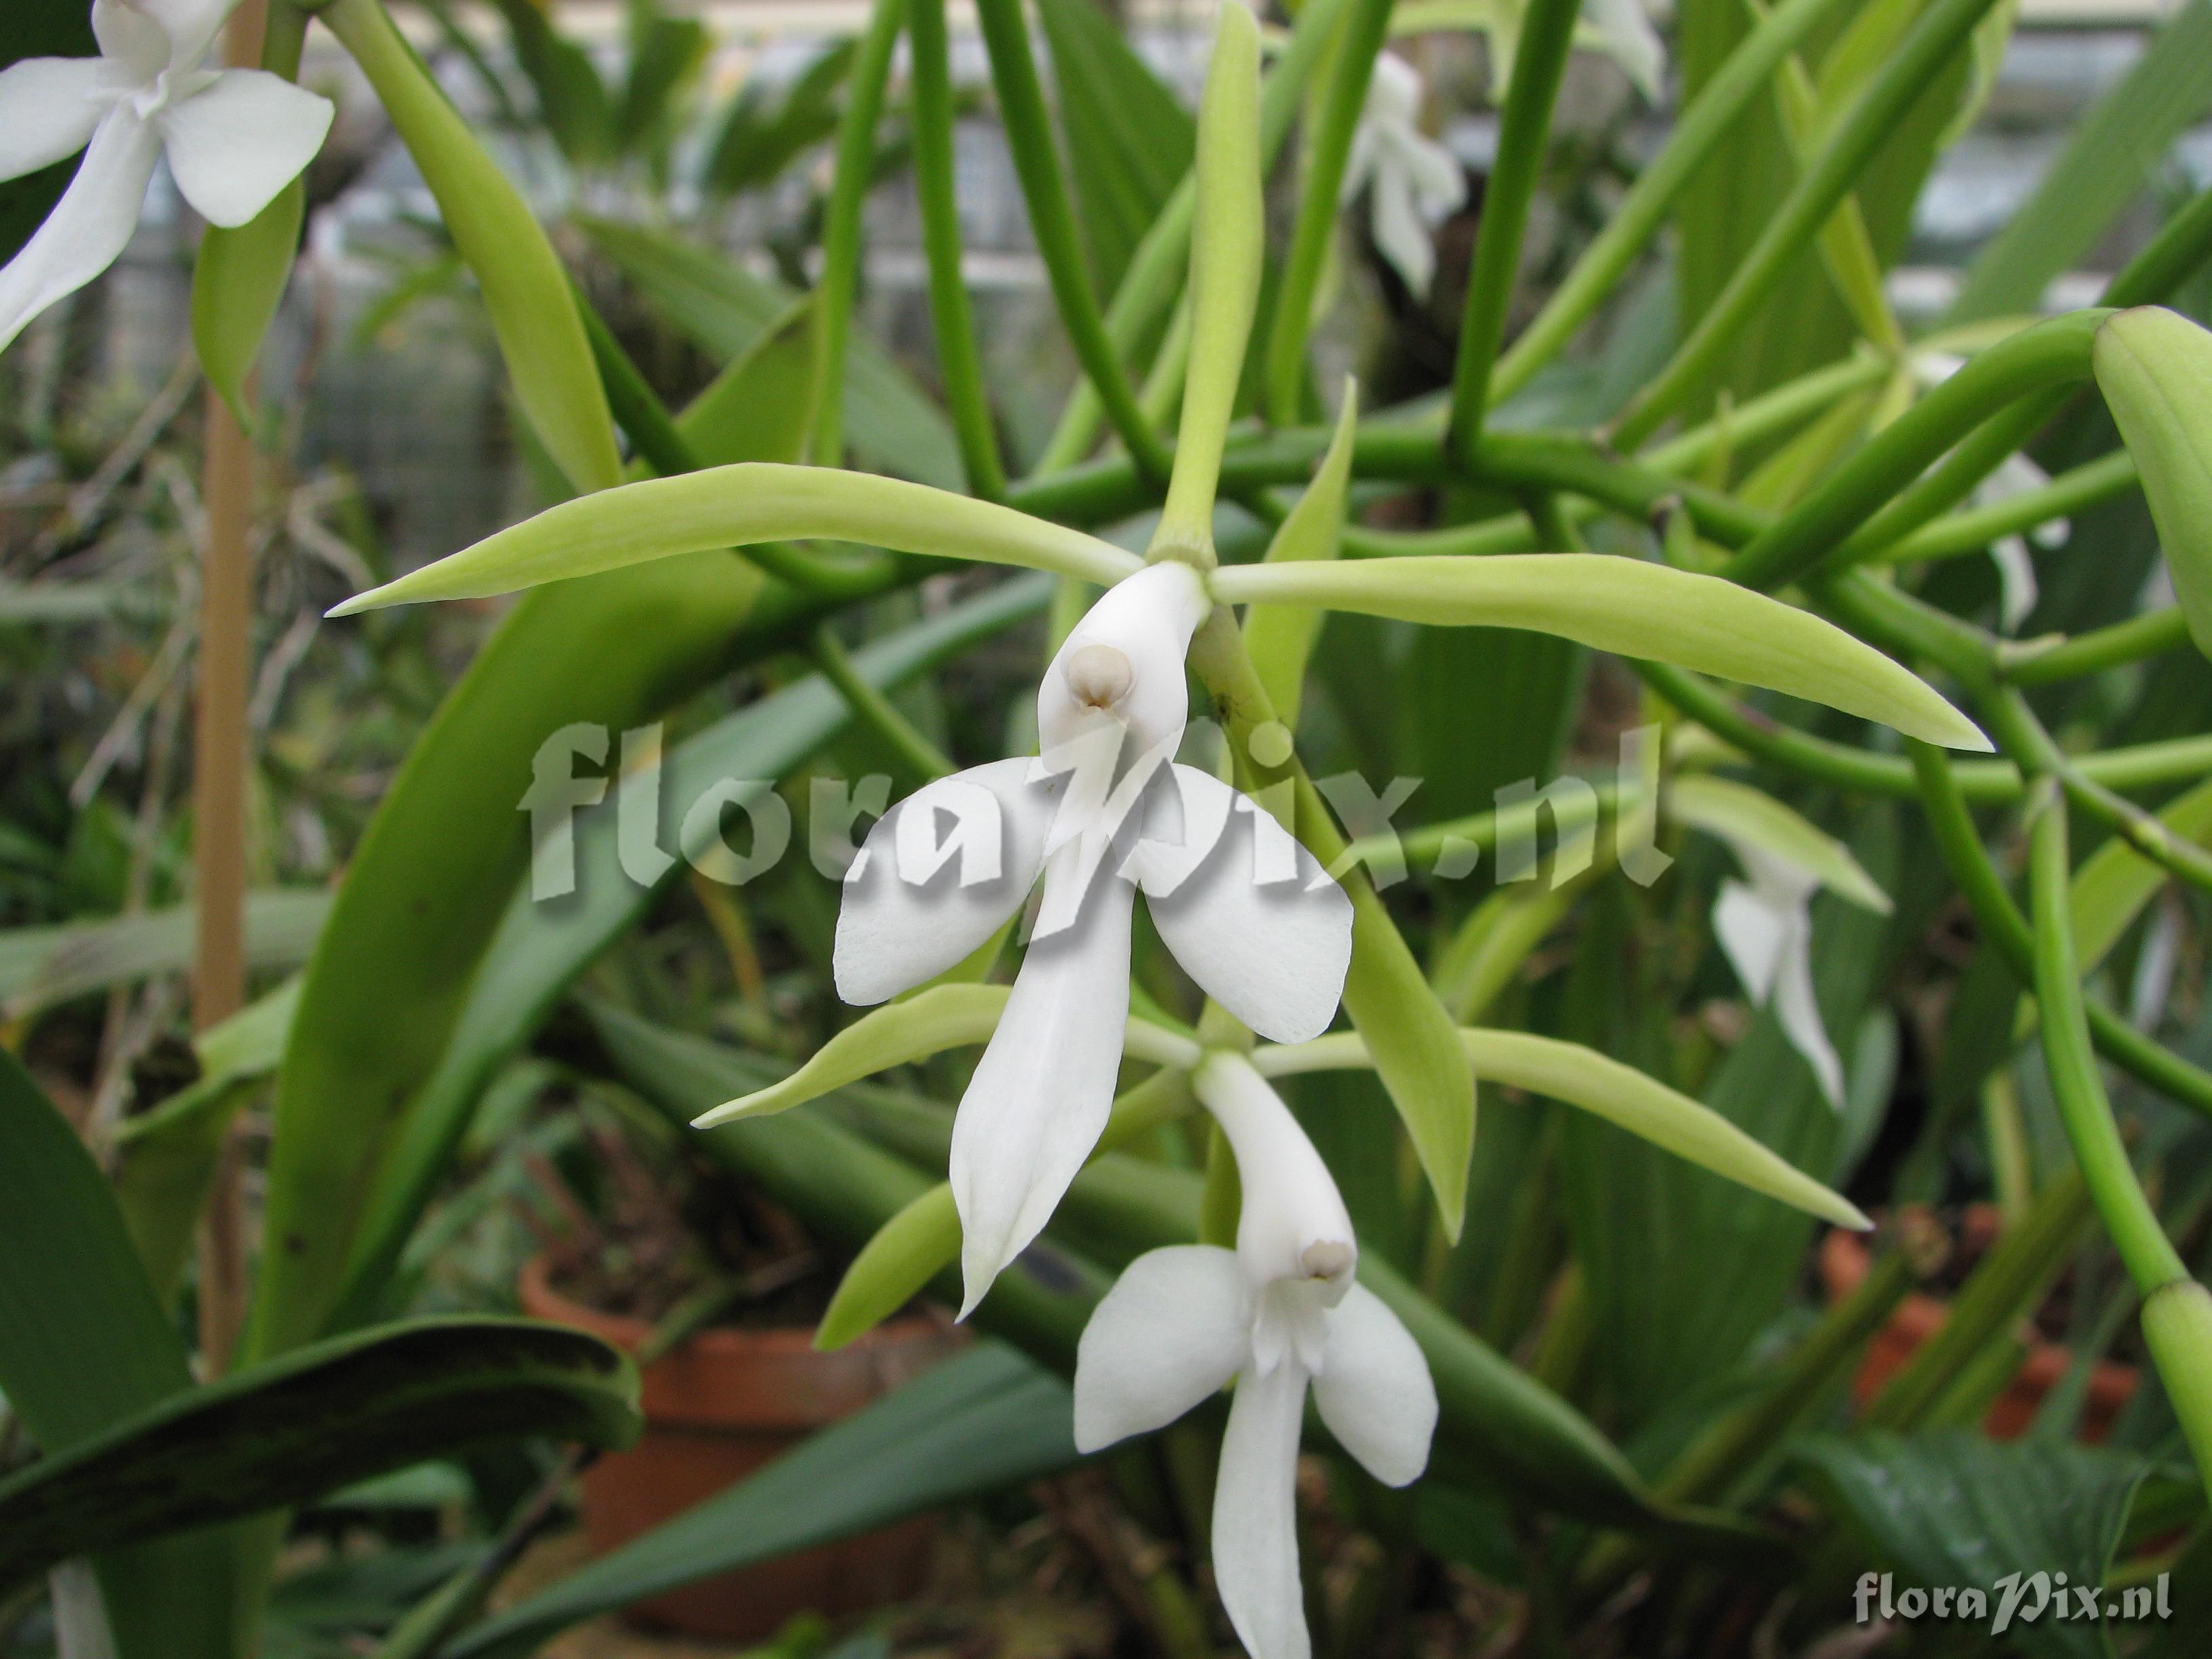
[834,564,1355,1314]
[0,0,334,353]
[1910,354,2070,634]
[1711,842,1849,1108]
[1343,53,1466,301]
[1074,1052,1436,1659]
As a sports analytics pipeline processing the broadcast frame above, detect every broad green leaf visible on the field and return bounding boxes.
[678,297,816,466]
[2094,308,2212,660]
[1211,554,1992,750]
[1037,0,1195,297]
[0,890,328,1020]
[330,464,1140,614]
[1255,1029,1868,1227]
[0,1052,237,1658]
[442,1347,1075,1659]
[252,552,764,1361]
[1245,386,1358,725]
[324,0,621,494]
[1948,0,2212,325]
[0,1318,640,1593]
[192,180,304,425]
[578,216,964,489]
[815,1185,963,1351]
[1669,774,1892,912]
[1799,1431,2150,1659]
[691,983,1201,1127]
[333,579,1053,1324]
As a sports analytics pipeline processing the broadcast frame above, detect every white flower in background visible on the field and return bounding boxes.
[0,0,334,352]
[1911,354,2070,634]
[1712,842,1845,1107]
[834,564,1355,1315]
[1486,0,1666,108]
[1343,52,1465,301]
[1074,1052,1437,1659]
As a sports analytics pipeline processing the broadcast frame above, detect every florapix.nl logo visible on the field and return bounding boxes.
[1853,1570,2172,1640]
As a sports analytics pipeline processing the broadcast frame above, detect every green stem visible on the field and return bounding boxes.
[808,0,905,468]
[2105,182,2212,309]
[908,0,1006,499]
[809,623,956,784]
[1262,0,1396,426]
[2001,607,2189,687]
[1446,0,1579,459]
[1610,0,2009,447]
[1492,0,1856,403]
[1878,449,2136,568]
[973,0,1170,479]
[2027,791,2192,1294]
[1721,312,2108,590]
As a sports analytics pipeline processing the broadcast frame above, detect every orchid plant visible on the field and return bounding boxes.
[9,0,2212,1653]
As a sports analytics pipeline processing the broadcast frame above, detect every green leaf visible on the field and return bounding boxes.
[0,1317,640,1593]
[1211,554,1992,749]
[192,180,304,425]
[0,1051,238,1658]
[252,553,765,1361]
[488,0,613,165]
[703,38,853,194]
[2094,307,2212,660]
[1037,0,1195,298]
[1245,385,1358,726]
[2069,773,2212,971]
[0,890,329,1021]
[1948,0,2212,325]
[324,0,621,494]
[333,581,1052,1319]
[578,216,964,488]
[815,1185,963,1351]
[616,7,710,154]
[1669,774,1892,911]
[1799,1431,2151,1659]
[441,1346,1074,1659]
[678,296,817,466]
[330,464,1141,614]
[1256,1029,1868,1227]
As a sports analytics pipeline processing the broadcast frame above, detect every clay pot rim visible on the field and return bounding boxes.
[517,1252,944,1358]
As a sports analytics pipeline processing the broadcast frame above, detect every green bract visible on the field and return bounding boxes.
[329,465,1142,614]
[1211,554,1992,749]
[2094,306,2212,660]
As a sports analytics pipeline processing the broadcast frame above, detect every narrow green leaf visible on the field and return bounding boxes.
[2094,306,2212,660]
[1256,1029,1869,1228]
[1210,555,1993,749]
[487,0,613,164]
[815,1185,962,1351]
[1245,386,1359,725]
[678,297,815,466]
[191,180,304,424]
[0,1318,640,1593]
[1669,775,1892,912]
[442,1347,1074,1659]
[0,890,328,1021]
[330,464,1141,615]
[323,0,622,494]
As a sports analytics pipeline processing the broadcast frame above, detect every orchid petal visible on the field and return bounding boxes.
[1072,1245,1251,1452]
[1213,1361,1312,1659]
[1037,562,1209,758]
[949,848,1136,1315]
[0,58,125,182]
[1194,1052,1356,1298]
[1583,0,1666,101]
[1368,161,1437,300]
[1713,879,1788,1002]
[156,68,333,228]
[1311,1284,1437,1487]
[1771,918,1845,1109]
[834,758,1058,1006]
[1990,535,2039,634]
[136,0,236,70]
[1138,765,1351,1044]
[0,110,161,354]
[1397,127,1468,222]
[91,1,168,78]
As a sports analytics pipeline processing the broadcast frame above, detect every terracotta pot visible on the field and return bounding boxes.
[518,1254,963,1640]
[1818,1207,2138,1442]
